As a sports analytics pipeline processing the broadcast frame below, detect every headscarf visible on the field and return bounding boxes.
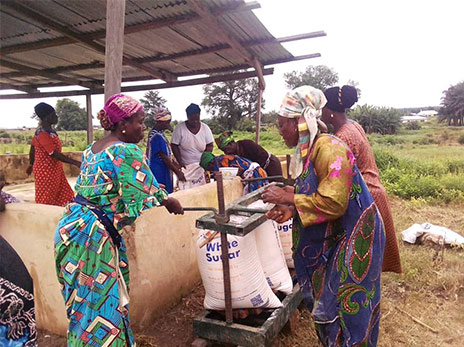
[97,93,143,130]
[324,85,358,113]
[186,103,201,116]
[278,85,327,177]
[199,152,215,170]
[154,107,172,122]
[34,102,55,120]
[215,131,234,150]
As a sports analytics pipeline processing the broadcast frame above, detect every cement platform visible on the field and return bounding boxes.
[3,177,78,203]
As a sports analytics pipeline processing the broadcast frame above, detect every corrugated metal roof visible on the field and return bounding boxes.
[0,0,322,97]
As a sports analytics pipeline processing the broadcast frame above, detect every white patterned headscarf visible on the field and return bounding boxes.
[278,86,327,177]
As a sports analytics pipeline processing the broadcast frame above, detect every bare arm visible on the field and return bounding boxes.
[26,145,35,175]
[171,144,185,168]
[51,151,81,168]
[205,142,214,152]
[159,152,186,181]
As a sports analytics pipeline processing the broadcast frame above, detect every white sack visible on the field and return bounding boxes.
[402,222,464,245]
[178,163,206,190]
[275,218,294,269]
[248,200,293,294]
[197,220,282,310]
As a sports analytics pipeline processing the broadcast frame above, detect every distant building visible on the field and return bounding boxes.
[417,110,438,117]
[401,115,427,123]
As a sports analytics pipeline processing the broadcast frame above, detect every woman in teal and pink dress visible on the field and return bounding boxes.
[262,86,385,346]
[54,94,183,347]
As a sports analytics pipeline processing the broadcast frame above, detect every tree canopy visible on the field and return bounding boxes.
[439,81,464,126]
[284,65,339,90]
[139,91,167,128]
[55,98,87,131]
[201,76,263,132]
[349,104,403,134]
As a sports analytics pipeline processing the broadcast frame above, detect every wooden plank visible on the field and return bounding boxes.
[255,87,263,143]
[0,67,274,99]
[86,94,93,144]
[104,0,126,101]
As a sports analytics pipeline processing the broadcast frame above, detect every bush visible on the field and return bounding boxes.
[458,134,464,145]
[405,121,422,130]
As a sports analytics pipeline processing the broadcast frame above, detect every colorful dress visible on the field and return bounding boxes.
[31,128,74,206]
[213,154,267,192]
[292,134,385,346]
[147,129,173,193]
[336,121,401,273]
[54,142,168,347]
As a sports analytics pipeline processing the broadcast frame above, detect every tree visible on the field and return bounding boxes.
[139,91,167,128]
[55,98,87,130]
[349,104,403,134]
[439,81,464,126]
[284,65,339,90]
[346,79,362,100]
[202,75,264,131]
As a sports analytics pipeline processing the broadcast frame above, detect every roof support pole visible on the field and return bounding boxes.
[86,94,93,145]
[104,0,126,102]
[255,86,263,144]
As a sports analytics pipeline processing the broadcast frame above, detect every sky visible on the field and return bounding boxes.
[1,0,463,129]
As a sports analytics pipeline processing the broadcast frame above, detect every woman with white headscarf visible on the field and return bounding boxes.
[262,86,385,346]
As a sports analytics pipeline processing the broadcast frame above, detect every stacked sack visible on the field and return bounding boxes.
[196,200,293,311]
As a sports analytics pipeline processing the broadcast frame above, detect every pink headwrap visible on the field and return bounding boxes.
[97,93,143,130]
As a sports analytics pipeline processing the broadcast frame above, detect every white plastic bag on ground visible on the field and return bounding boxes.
[402,222,464,245]
[275,218,294,269]
[178,163,206,190]
[249,200,293,294]
[197,219,282,310]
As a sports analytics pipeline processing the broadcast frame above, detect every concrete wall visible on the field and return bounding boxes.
[0,178,244,335]
[0,152,82,183]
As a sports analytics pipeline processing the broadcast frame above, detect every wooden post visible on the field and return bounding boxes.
[104,0,126,101]
[255,86,263,144]
[86,93,93,144]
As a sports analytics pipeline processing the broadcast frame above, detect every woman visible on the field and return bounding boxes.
[26,102,81,206]
[262,86,385,346]
[199,152,267,193]
[147,108,185,193]
[54,94,183,347]
[215,132,283,176]
[321,85,401,273]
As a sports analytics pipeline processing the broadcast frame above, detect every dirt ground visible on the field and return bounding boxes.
[38,198,464,346]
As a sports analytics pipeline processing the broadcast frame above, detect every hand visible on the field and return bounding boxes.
[282,186,295,193]
[162,197,184,215]
[177,171,186,182]
[261,185,294,205]
[26,165,33,175]
[158,183,166,190]
[266,205,294,223]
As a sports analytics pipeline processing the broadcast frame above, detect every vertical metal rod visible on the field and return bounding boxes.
[216,172,233,323]
[286,154,291,179]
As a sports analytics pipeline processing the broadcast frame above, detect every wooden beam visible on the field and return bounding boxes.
[0,68,274,100]
[1,32,325,80]
[255,87,263,143]
[1,1,175,81]
[0,1,261,56]
[0,82,38,93]
[0,58,98,89]
[86,94,93,144]
[104,0,125,101]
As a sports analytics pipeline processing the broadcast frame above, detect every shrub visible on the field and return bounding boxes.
[458,134,464,145]
[406,121,422,130]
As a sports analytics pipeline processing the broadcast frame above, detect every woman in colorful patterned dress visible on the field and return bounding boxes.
[26,102,81,206]
[54,94,183,347]
[321,85,401,273]
[199,152,268,193]
[262,86,385,346]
